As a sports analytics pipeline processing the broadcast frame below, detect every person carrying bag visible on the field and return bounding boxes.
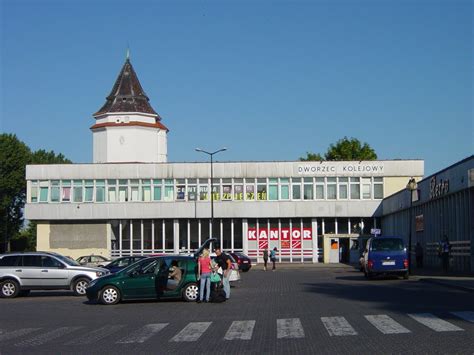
[197,248,212,303]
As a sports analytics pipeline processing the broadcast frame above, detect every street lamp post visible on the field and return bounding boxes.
[195,147,227,238]
[406,177,418,274]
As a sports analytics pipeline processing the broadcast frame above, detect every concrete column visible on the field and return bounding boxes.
[173,219,179,254]
[140,220,144,255]
[312,218,318,263]
[151,219,155,252]
[231,218,234,251]
[119,220,123,257]
[243,219,248,255]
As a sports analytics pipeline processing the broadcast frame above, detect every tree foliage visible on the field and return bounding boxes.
[0,134,31,252]
[299,152,323,161]
[0,134,71,252]
[300,137,377,161]
[31,149,72,164]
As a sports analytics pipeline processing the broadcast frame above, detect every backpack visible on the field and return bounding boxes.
[270,250,276,260]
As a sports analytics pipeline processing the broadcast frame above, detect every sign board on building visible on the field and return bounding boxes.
[297,163,385,175]
[248,228,312,240]
[415,214,424,232]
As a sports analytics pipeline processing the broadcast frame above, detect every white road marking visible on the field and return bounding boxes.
[408,313,464,332]
[170,322,212,342]
[224,320,256,340]
[365,315,411,334]
[321,317,357,336]
[15,327,82,347]
[450,311,474,323]
[66,325,125,344]
[117,323,169,344]
[276,318,305,339]
[0,328,40,342]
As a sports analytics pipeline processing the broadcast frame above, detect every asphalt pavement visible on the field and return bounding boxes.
[0,264,473,354]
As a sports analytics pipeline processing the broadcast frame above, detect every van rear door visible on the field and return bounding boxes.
[370,238,407,271]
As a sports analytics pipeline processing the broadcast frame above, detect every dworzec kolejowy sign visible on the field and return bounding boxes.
[297,163,384,175]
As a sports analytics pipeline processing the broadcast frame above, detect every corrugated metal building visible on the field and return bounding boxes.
[381,156,474,273]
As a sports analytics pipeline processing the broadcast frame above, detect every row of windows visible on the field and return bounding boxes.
[29,177,384,204]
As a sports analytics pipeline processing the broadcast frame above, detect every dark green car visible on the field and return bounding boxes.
[85,255,199,305]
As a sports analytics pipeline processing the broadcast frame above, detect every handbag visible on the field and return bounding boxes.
[210,272,221,283]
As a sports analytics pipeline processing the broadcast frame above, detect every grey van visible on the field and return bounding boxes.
[0,252,109,298]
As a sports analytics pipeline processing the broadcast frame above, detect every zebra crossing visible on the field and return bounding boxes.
[0,312,472,347]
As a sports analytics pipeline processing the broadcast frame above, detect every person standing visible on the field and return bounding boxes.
[415,242,424,268]
[197,248,212,303]
[440,236,451,273]
[214,246,232,300]
[263,248,269,271]
[270,247,278,271]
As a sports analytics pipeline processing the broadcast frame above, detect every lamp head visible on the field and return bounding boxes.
[406,177,417,191]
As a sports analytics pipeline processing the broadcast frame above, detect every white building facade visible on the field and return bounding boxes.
[24,57,424,263]
[25,160,424,263]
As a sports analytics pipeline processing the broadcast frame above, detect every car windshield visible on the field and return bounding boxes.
[55,254,80,266]
[371,238,405,251]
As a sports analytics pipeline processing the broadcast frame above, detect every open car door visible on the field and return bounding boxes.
[193,238,218,258]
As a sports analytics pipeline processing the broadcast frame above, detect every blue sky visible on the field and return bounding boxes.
[1,0,472,176]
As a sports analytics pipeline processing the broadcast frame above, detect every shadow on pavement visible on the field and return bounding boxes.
[300,278,474,315]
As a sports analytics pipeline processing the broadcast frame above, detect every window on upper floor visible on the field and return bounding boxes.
[73,180,83,203]
[374,177,384,199]
[96,180,105,202]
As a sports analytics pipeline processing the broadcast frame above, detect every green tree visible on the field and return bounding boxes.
[31,149,72,164]
[325,137,377,161]
[0,134,31,253]
[299,152,324,161]
[300,137,377,161]
[0,134,72,252]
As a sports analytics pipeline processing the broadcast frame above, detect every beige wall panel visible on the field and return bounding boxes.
[36,223,51,251]
[384,176,422,197]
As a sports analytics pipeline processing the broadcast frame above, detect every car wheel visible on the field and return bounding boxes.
[0,279,20,298]
[182,283,199,302]
[100,286,120,305]
[403,272,409,280]
[72,277,90,296]
[19,290,31,297]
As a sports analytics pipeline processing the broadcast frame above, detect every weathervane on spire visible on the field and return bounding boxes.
[126,46,130,60]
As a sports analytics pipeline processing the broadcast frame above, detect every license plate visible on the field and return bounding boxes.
[382,261,395,266]
[242,261,248,263]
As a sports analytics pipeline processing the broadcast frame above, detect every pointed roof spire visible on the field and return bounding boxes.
[93,57,160,118]
[126,46,130,61]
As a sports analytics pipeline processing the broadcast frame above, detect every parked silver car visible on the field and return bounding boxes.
[0,252,109,298]
[76,255,111,267]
